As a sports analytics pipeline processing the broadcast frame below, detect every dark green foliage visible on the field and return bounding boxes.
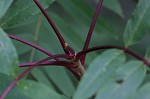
[0,0,150,99]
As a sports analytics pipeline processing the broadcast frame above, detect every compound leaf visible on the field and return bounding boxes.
[124,0,150,46]
[73,49,126,99]
[96,61,145,99]
[0,0,55,29]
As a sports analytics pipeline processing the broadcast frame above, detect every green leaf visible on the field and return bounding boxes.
[45,66,75,97]
[31,68,55,90]
[131,83,150,99]
[57,0,117,36]
[124,0,150,46]
[0,28,19,77]
[0,0,55,29]
[12,33,34,55]
[21,80,64,99]
[145,46,150,60]
[0,0,13,18]
[73,49,126,99]
[43,12,97,64]
[95,0,124,17]
[0,73,30,99]
[96,61,145,99]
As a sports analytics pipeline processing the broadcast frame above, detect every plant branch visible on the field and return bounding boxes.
[7,34,57,59]
[33,0,75,55]
[19,61,72,67]
[0,54,75,99]
[81,0,104,64]
[8,34,80,79]
[19,59,81,79]
[76,45,149,67]
[20,61,80,79]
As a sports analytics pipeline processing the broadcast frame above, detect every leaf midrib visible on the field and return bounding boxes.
[111,63,144,98]
[126,0,150,46]
[75,51,123,98]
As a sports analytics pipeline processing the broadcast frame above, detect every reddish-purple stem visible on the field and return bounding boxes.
[76,45,149,67]
[33,0,75,55]
[66,65,81,80]
[8,34,54,57]
[19,61,71,67]
[19,54,73,67]
[0,54,76,99]
[8,34,80,79]
[19,61,80,79]
[81,0,104,64]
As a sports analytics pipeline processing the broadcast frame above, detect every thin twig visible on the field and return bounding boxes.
[33,0,75,55]
[8,34,54,57]
[19,61,71,67]
[0,54,74,99]
[81,0,104,64]
[76,45,149,67]
[8,34,80,79]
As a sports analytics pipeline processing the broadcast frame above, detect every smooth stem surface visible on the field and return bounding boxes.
[8,34,54,57]
[0,54,74,99]
[81,0,104,64]
[76,45,149,66]
[34,0,74,55]
[8,34,80,79]
[19,61,71,67]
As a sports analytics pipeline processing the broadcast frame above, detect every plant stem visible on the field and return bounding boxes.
[8,34,56,59]
[81,0,104,64]
[33,0,75,55]
[76,45,149,67]
[19,61,71,67]
[8,34,80,79]
[20,61,80,79]
[22,54,74,67]
[0,54,74,99]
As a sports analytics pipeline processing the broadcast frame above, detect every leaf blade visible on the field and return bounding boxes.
[0,0,13,18]
[73,49,126,99]
[0,0,55,29]
[0,28,19,77]
[96,61,145,99]
[21,80,64,99]
[45,66,75,97]
[0,73,30,99]
[96,0,124,17]
[132,83,150,99]
[124,0,150,46]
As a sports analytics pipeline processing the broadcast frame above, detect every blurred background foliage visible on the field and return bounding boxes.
[1,0,150,98]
